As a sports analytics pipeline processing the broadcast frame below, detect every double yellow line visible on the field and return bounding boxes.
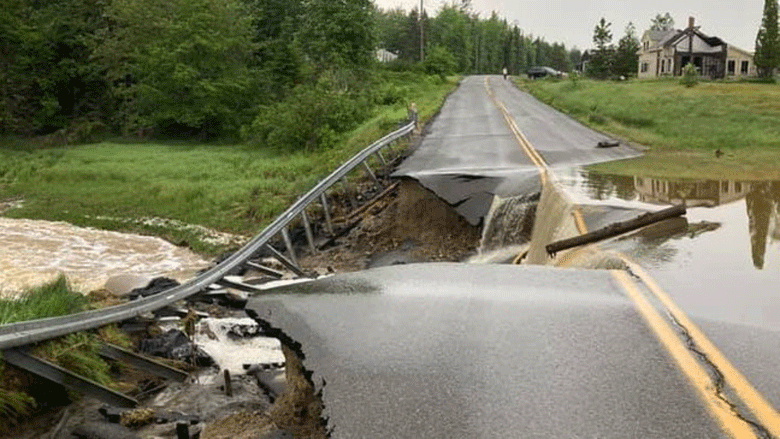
[613,260,780,438]
[484,78,548,186]
[483,76,780,437]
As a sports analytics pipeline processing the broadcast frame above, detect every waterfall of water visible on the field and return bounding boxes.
[476,193,539,262]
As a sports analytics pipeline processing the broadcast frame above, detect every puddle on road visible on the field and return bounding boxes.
[556,169,780,272]
[0,217,208,297]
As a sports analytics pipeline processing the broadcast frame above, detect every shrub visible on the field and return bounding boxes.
[424,46,456,79]
[681,63,698,87]
[245,84,370,152]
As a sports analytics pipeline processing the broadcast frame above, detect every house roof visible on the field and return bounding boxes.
[665,28,725,49]
[642,29,679,50]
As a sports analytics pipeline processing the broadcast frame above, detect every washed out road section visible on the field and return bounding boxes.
[247,263,726,438]
[393,76,639,225]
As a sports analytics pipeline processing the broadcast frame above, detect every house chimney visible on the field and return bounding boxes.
[688,16,695,29]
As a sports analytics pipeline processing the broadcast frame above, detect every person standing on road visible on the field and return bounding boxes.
[502,66,508,80]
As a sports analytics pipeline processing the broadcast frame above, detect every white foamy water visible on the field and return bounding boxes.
[195,317,285,375]
[0,217,208,297]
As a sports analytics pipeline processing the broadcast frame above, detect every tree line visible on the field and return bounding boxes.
[0,0,377,146]
[374,3,580,77]
[0,0,590,146]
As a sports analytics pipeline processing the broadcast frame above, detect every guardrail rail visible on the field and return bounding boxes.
[0,117,416,351]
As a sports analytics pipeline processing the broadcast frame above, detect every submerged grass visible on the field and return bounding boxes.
[0,73,457,255]
[516,77,780,179]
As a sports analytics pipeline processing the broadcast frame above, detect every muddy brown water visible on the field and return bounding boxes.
[0,217,207,297]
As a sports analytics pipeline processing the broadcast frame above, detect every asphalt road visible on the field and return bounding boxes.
[247,264,726,438]
[249,75,780,437]
[394,76,639,224]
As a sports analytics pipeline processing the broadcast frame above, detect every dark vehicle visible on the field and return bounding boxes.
[527,66,562,79]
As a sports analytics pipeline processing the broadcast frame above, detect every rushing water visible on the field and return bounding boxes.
[0,217,207,297]
[478,193,537,254]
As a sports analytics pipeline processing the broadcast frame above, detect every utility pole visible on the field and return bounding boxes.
[420,0,425,62]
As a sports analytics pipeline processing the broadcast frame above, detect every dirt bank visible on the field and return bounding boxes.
[301,179,481,272]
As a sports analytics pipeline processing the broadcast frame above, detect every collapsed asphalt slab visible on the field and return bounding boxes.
[246,263,727,438]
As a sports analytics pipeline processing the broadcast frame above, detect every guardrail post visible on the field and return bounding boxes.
[362,161,380,186]
[280,226,298,266]
[301,209,317,254]
[341,177,358,208]
[408,103,418,132]
[264,244,308,278]
[320,193,334,236]
[375,151,387,167]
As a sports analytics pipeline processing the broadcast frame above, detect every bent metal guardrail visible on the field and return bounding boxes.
[0,119,416,350]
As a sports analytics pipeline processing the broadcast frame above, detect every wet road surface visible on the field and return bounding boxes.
[247,264,727,438]
[255,76,780,437]
[559,170,780,410]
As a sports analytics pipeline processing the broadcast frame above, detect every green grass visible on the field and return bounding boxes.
[516,77,780,179]
[0,276,87,325]
[0,278,131,429]
[0,73,458,255]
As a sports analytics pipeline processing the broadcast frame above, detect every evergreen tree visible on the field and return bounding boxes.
[755,0,780,78]
[587,18,614,79]
[650,13,675,31]
[614,22,640,77]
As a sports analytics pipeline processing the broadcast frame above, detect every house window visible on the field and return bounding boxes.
[722,181,729,193]
[741,61,749,74]
[641,62,649,73]
[735,182,742,192]
[660,60,664,73]
[727,60,735,75]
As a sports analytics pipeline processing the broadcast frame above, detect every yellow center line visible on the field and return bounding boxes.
[611,270,760,438]
[571,209,588,235]
[617,255,780,437]
[484,78,548,187]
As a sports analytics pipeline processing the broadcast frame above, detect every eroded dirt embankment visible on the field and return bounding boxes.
[301,178,481,271]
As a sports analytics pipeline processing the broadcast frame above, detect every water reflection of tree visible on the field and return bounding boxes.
[583,172,635,201]
[745,182,778,269]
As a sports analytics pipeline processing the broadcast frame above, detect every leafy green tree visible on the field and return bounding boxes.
[241,0,303,101]
[298,0,375,71]
[650,13,675,31]
[94,0,256,137]
[614,22,640,77]
[428,5,472,72]
[587,18,614,79]
[1,0,110,135]
[375,7,414,60]
[755,0,780,78]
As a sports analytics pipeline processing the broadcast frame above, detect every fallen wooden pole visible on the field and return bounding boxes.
[546,204,686,256]
[346,181,400,220]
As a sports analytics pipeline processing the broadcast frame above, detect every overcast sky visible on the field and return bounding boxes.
[373,0,765,52]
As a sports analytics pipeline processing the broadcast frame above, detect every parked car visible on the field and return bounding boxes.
[527,66,563,79]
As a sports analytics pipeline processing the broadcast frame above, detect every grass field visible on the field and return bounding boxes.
[0,74,458,255]
[517,77,780,180]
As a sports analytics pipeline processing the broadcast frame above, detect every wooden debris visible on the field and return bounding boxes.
[546,204,686,256]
